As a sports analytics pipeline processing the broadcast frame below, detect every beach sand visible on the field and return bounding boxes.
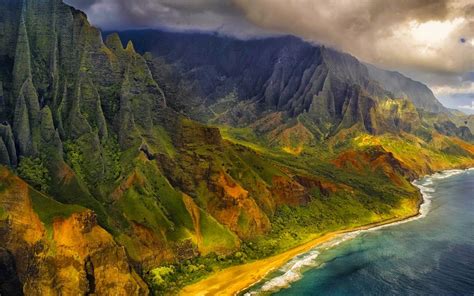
[180,169,474,296]
[180,201,421,296]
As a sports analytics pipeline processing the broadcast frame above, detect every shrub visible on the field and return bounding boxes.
[17,157,51,192]
[103,136,122,181]
[63,140,86,181]
[147,266,176,292]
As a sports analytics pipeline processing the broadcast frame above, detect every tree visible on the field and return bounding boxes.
[17,157,51,192]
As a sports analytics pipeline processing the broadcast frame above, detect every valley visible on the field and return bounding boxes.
[0,1,473,295]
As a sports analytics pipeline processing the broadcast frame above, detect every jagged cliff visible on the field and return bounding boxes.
[0,1,473,295]
[0,168,148,295]
[366,64,447,113]
[0,0,166,293]
[118,30,467,146]
[118,30,449,117]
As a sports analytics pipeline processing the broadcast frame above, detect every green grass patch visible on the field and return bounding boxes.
[117,187,174,233]
[29,188,85,229]
[199,208,239,253]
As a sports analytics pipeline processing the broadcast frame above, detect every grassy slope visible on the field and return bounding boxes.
[0,168,86,236]
[4,118,473,295]
[144,122,474,294]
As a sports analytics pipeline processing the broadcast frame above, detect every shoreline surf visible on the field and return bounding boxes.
[179,168,472,296]
[244,168,472,295]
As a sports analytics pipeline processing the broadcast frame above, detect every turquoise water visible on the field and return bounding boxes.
[245,169,474,296]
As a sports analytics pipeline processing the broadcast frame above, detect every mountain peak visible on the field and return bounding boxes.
[116,29,447,116]
[105,33,125,52]
[366,64,447,113]
[125,40,136,54]
[0,3,473,296]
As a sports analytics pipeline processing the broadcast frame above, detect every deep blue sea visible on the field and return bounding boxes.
[245,169,474,296]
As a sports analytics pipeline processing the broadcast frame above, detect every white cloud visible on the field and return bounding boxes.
[432,82,474,96]
[65,0,474,104]
[65,0,273,37]
[234,0,474,75]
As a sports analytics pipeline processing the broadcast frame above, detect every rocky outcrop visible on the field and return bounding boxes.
[118,30,448,128]
[270,176,310,206]
[367,64,447,113]
[157,119,272,239]
[334,146,418,182]
[0,0,167,162]
[434,121,473,142]
[0,168,148,295]
[0,123,17,166]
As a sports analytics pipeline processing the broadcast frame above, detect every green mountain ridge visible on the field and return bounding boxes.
[0,1,473,295]
[365,64,447,113]
[117,30,467,144]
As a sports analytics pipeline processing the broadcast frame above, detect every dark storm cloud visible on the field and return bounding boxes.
[64,0,474,108]
[234,0,473,74]
[63,0,274,37]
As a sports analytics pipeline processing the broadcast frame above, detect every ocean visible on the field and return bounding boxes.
[244,169,474,296]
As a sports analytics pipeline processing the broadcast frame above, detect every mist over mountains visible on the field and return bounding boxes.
[0,1,473,295]
[116,29,455,137]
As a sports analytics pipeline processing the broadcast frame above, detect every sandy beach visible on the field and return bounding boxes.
[180,198,422,296]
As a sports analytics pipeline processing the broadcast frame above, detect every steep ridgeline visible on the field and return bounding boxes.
[0,0,270,294]
[366,65,447,113]
[0,0,168,293]
[0,1,418,294]
[0,1,473,295]
[0,0,256,294]
[0,0,166,166]
[117,30,455,141]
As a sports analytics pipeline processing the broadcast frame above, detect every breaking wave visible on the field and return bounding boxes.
[244,169,471,295]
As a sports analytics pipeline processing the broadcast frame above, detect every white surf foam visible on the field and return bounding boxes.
[259,250,320,293]
[243,229,372,295]
[245,168,471,295]
[429,169,465,180]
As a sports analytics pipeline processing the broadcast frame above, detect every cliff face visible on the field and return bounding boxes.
[117,30,449,120]
[0,168,148,295]
[117,30,465,146]
[0,1,356,293]
[366,64,447,113]
[1,1,473,295]
[0,0,166,166]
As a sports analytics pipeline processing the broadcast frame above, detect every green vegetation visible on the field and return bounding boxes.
[199,208,239,252]
[146,251,248,295]
[17,157,51,193]
[0,206,8,220]
[117,186,174,234]
[103,136,123,182]
[247,194,399,258]
[1,2,473,294]
[29,188,85,233]
[63,140,87,183]
[149,126,177,157]
[219,126,270,154]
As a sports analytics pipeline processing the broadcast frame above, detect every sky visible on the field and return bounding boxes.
[65,0,474,113]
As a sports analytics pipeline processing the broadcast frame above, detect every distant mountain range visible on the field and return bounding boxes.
[116,30,456,140]
[117,29,447,114]
[0,1,473,295]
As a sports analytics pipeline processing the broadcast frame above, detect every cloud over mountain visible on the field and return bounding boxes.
[65,0,473,108]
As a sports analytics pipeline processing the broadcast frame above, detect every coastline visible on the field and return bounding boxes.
[179,168,471,296]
